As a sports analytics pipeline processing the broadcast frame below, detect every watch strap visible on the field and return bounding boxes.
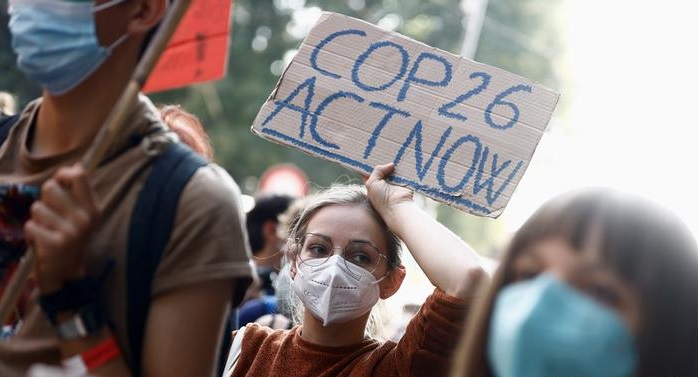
[55,302,107,340]
[39,277,101,325]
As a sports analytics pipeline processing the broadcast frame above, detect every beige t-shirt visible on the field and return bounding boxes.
[0,96,252,376]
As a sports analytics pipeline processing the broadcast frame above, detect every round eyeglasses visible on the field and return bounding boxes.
[297,232,388,275]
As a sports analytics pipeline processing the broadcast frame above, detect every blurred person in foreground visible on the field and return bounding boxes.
[0,0,252,376]
[450,188,698,377]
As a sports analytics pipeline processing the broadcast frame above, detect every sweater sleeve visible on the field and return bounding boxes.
[393,288,472,377]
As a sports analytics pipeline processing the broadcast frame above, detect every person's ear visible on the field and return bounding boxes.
[289,255,298,280]
[262,219,279,246]
[379,265,406,299]
[126,0,167,35]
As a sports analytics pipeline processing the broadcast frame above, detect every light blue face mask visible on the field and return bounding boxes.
[487,273,637,377]
[8,0,129,96]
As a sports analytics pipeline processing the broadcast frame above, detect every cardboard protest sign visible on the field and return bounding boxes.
[143,0,233,93]
[252,12,559,217]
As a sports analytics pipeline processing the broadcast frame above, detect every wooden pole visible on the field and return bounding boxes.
[0,0,194,328]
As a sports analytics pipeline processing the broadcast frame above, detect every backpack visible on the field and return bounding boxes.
[0,114,229,377]
[126,140,208,376]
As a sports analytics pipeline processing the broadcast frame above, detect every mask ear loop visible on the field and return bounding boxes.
[93,0,128,12]
[94,0,130,54]
[288,239,305,279]
[105,33,129,54]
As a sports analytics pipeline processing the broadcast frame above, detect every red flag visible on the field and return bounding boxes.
[143,0,233,93]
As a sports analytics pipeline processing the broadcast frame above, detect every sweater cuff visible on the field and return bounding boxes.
[428,287,472,322]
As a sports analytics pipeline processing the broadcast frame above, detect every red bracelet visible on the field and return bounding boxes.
[83,336,120,371]
[62,336,121,374]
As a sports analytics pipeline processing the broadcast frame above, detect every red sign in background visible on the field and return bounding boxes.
[143,0,233,93]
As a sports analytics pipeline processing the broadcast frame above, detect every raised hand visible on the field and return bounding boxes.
[365,163,485,299]
[364,163,413,227]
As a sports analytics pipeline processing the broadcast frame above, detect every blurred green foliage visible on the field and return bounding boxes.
[0,0,565,255]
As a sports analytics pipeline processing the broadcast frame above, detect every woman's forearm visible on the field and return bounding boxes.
[386,202,485,298]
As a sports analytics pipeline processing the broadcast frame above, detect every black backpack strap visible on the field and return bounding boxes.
[126,142,207,376]
[0,114,20,145]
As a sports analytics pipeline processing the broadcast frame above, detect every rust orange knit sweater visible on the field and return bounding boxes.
[230,288,470,377]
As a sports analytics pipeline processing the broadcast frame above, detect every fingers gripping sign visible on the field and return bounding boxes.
[365,163,414,227]
[23,164,100,294]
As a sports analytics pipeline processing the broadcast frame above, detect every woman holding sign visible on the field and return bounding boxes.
[450,188,698,377]
[224,163,485,377]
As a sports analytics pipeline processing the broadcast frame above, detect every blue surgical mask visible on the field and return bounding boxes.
[487,273,637,377]
[8,0,129,96]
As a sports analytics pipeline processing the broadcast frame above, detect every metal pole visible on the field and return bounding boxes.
[460,0,490,59]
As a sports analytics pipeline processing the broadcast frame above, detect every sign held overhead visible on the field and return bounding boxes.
[252,12,559,217]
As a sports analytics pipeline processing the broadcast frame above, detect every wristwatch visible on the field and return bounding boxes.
[55,302,107,340]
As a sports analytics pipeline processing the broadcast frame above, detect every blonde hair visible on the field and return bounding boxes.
[286,184,401,268]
